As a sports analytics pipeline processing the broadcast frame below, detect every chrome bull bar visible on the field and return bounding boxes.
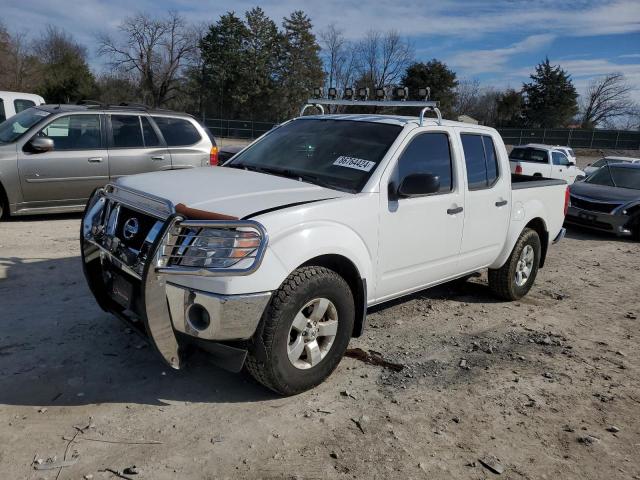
[81,188,268,370]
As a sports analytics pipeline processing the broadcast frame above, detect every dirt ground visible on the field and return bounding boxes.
[1,154,639,479]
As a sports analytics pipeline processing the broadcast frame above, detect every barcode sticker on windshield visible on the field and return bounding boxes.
[333,156,376,172]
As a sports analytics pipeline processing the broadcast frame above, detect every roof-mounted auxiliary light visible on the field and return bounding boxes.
[357,87,369,101]
[343,87,354,100]
[393,86,409,100]
[328,87,338,99]
[418,87,430,100]
[313,87,323,98]
[375,87,385,100]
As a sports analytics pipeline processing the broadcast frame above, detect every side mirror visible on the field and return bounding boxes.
[569,161,576,167]
[575,175,586,182]
[30,137,54,153]
[586,163,591,166]
[397,173,440,198]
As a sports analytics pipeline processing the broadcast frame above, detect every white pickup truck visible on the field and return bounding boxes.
[81,99,568,395]
[509,143,585,184]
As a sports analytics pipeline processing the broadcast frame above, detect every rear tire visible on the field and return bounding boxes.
[489,228,541,300]
[245,266,355,395]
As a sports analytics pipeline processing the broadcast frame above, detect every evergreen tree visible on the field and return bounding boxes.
[496,89,524,127]
[402,60,458,117]
[522,58,578,128]
[200,12,249,119]
[33,26,95,103]
[243,7,282,120]
[278,11,324,119]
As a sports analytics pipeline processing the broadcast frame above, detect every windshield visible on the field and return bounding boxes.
[227,118,402,192]
[0,107,50,144]
[586,166,640,190]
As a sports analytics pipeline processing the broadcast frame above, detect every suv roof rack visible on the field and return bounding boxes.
[300,98,442,126]
[77,100,175,113]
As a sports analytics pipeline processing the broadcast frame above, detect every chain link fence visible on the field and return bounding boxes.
[498,128,640,150]
[203,117,640,150]
[203,118,275,140]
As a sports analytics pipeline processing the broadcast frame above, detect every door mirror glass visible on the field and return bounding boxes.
[569,161,576,167]
[398,173,440,198]
[30,136,54,152]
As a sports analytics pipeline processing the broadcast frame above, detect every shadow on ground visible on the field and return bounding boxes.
[0,255,277,408]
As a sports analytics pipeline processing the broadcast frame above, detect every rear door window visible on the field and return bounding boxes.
[0,99,5,123]
[141,116,161,147]
[14,99,36,114]
[461,134,500,190]
[111,115,144,148]
[397,132,453,193]
[152,117,201,146]
[40,114,102,150]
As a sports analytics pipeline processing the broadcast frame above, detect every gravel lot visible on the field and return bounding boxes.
[1,155,639,479]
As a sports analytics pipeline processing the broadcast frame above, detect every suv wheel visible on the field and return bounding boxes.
[245,266,354,395]
[488,228,541,300]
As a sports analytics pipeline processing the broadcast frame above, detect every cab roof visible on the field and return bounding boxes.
[297,114,497,132]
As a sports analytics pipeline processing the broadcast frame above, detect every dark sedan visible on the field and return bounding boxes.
[565,163,640,240]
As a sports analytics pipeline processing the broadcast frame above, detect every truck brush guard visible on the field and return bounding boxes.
[81,186,270,370]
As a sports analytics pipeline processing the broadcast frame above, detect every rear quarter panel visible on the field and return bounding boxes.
[490,183,567,269]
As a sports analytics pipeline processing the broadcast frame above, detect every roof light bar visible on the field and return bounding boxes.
[300,98,442,125]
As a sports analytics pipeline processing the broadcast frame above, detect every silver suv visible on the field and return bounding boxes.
[0,104,218,218]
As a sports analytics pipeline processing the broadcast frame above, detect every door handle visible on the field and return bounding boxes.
[151,155,165,161]
[88,157,103,163]
[447,206,463,215]
[495,200,508,207]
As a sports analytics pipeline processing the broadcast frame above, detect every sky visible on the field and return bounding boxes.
[3,0,640,101]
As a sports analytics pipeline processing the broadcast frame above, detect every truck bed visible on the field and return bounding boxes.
[511,174,567,190]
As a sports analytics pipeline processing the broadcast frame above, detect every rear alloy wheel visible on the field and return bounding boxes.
[245,266,354,395]
[489,228,541,300]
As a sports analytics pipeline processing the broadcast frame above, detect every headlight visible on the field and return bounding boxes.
[178,228,261,269]
[157,219,267,276]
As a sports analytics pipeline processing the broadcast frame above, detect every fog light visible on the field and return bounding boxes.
[187,303,210,331]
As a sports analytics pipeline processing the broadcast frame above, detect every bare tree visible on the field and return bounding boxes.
[580,73,638,128]
[356,29,413,89]
[98,11,198,107]
[0,24,40,91]
[454,78,481,115]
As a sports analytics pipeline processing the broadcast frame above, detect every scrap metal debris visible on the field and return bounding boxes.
[345,348,404,372]
[478,455,505,474]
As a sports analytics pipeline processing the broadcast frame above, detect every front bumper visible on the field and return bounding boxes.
[80,187,271,371]
[565,206,632,236]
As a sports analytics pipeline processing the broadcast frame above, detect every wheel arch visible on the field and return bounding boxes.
[0,180,9,218]
[299,254,367,338]
[525,217,549,267]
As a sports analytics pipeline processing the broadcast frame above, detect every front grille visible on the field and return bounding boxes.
[570,195,620,214]
[116,206,159,251]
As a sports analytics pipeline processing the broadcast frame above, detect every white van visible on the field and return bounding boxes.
[0,91,45,122]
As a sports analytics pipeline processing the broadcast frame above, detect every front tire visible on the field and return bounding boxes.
[245,266,355,395]
[488,228,541,300]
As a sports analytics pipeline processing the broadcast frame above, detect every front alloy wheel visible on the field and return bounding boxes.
[288,298,339,370]
[245,266,355,395]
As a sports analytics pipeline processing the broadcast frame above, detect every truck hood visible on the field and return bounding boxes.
[116,166,348,219]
